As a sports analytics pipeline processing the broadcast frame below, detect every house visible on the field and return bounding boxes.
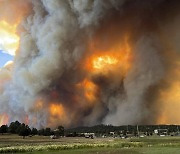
[84,133,95,139]
[154,129,168,136]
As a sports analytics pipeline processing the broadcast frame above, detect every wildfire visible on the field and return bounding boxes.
[93,56,118,69]
[50,104,65,117]
[48,103,69,126]
[157,81,180,124]
[0,20,19,55]
[24,115,29,125]
[85,36,132,76]
[157,62,180,124]
[76,79,98,103]
[0,114,9,126]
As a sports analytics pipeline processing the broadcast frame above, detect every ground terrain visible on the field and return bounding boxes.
[0,135,180,153]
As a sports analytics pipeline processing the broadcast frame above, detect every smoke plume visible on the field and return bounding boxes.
[0,0,180,128]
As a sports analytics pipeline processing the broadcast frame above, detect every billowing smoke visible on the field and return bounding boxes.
[0,0,180,128]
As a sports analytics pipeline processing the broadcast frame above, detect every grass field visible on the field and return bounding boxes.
[0,135,180,153]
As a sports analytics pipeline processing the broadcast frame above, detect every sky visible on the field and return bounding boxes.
[0,50,13,67]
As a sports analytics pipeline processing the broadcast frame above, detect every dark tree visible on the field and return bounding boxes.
[0,125,8,134]
[8,121,21,134]
[73,131,77,137]
[18,123,31,139]
[38,128,45,136]
[58,126,64,136]
[31,128,38,135]
[44,128,51,136]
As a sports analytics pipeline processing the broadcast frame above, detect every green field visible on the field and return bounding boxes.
[0,135,180,154]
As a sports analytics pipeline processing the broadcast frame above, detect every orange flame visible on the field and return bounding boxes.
[157,62,180,124]
[85,35,132,75]
[0,114,9,126]
[24,115,29,125]
[50,104,65,117]
[0,21,19,55]
[93,56,118,69]
[48,103,69,127]
[76,79,98,103]
[157,81,180,124]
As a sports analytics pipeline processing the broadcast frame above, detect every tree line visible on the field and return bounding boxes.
[0,121,179,138]
[65,124,180,136]
[0,121,64,138]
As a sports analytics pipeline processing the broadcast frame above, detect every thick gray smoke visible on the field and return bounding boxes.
[0,0,180,128]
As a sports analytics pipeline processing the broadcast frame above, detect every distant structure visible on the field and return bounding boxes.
[84,133,95,139]
[154,129,168,136]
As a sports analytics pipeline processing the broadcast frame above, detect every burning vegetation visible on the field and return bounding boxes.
[0,0,180,128]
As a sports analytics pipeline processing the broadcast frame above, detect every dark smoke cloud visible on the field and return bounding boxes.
[0,0,180,128]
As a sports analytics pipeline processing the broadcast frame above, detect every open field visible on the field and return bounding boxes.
[0,135,180,153]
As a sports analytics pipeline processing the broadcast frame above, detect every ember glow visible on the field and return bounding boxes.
[93,56,118,69]
[50,104,65,117]
[85,36,132,76]
[0,0,180,128]
[0,114,9,126]
[157,62,180,124]
[49,103,69,127]
[76,79,98,103]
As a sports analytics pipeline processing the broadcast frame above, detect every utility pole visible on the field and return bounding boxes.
[137,125,139,137]
[177,125,179,135]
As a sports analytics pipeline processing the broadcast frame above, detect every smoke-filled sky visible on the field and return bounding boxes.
[0,0,180,128]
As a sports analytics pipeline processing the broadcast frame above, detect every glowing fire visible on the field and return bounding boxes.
[93,56,118,69]
[50,104,65,117]
[84,80,97,102]
[77,79,98,103]
[157,62,180,124]
[24,115,29,125]
[48,103,72,126]
[0,20,19,55]
[158,81,180,124]
[0,114,9,126]
[85,36,132,75]
[49,103,69,126]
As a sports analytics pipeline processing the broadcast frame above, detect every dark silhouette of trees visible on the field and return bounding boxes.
[18,123,31,139]
[31,128,38,135]
[0,120,180,138]
[44,128,51,136]
[8,121,21,134]
[58,126,64,136]
[0,125,8,134]
[38,128,45,136]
